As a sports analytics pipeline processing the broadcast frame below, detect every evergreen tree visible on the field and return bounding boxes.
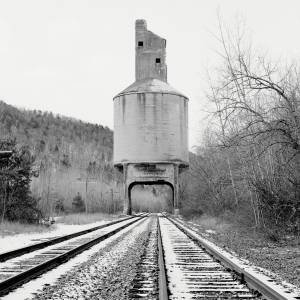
[72,192,85,212]
[0,139,41,223]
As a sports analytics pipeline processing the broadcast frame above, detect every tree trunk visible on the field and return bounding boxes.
[227,155,238,206]
[85,178,88,214]
[1,180,8,223]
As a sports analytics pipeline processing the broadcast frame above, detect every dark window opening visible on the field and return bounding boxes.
[138,41,143,47]
[156,58,161,63]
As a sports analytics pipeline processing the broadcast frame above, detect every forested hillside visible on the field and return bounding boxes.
[0,100,113,154]
[0,100,122,216]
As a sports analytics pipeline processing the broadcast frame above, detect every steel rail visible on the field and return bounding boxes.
[0,215,146,296]
[0,215,137,262]
[167,216,299,300]
[157,217,168,300]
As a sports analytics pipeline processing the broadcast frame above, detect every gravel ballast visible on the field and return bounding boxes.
[27,216,157,300]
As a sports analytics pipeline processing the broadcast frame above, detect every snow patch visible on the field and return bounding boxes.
[2,217,147,300]
[171,217,300,300]
[0,220,111,254]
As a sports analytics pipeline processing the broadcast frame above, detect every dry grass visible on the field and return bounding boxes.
[56,212,119,225]
[188,214,300,288]
[0,221,52,237]
[0,213,119,236]
[191,214,231,233]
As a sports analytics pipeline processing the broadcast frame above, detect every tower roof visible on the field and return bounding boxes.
[114,20,188,100]
[114,78,188,99]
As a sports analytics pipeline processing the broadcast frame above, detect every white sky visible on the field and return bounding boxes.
[1,0,300,149]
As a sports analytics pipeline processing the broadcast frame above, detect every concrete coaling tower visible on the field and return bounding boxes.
[113,19,189,214]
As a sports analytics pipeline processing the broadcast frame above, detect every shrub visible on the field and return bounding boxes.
[0,139,42,223]
[72,193,85,212]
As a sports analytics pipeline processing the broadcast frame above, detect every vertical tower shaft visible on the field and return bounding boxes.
[135,19,167,82]
[114,20,189,215]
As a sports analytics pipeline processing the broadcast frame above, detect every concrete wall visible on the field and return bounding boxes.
[135,19,167,82]
[122,163,180,215]
[127,163,175,183]
[113,19,189,215]
[113,92,188,167]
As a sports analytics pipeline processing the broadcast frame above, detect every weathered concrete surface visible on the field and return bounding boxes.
[135,19,167,82]
[114,91,188,167]
[113,20,189,215]
[122,163,179,215]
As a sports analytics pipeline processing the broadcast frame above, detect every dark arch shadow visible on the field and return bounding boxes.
[128,180,174,213]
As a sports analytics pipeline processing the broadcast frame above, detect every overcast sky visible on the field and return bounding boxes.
[1,0,300,149]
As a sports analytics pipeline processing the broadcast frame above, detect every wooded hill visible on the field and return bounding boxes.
[0,100,120,216]
[0,100,113,159]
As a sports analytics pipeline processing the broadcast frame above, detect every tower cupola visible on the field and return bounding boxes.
[135,19,167,82]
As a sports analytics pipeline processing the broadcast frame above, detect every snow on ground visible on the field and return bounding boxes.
[0,220,114,254]
[159,218,193,299]
[172,217,300,300]
[205,229,216,234]
[0,218,136,275]
[2,217,148,300]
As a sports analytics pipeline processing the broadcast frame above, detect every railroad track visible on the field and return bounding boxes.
[1,214,298,299]
[0,215,141,263]
[158,215,299,300]
[0,214,146,296]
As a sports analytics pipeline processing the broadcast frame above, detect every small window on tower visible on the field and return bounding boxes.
[156,58,161,63]
[138,41,143,47]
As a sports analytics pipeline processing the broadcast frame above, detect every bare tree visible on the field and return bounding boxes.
[205,16,300,233]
